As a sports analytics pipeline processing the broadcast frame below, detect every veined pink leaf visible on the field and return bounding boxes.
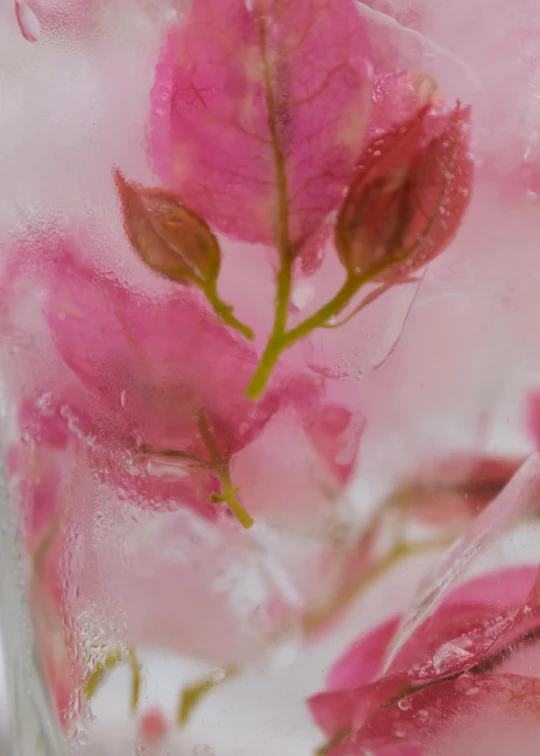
[149,0,372,253]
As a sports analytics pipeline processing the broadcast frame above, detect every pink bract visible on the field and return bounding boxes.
[45,248,363,518]
[2,229,367,673]
[149,0,372,251]
[309,566,540,755]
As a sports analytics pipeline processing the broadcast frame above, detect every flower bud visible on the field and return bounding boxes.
[336,102,473,282]
[115,170,221,287]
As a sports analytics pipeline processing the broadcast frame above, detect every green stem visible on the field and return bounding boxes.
[197,414,254,529]
[203,281,254,341]
[246,249,419,400]
[84,650,123,701]
[244,12,295,400]
[244,261,293,401]
[302,534,455,635]
[219,469,254,529]
[280,276,360,349]
[176,666,239,728]
[129,648,142,714]
[84,646,142,712]
[246,275,359,400]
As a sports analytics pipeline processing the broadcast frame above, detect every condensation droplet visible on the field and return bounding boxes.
[210,667,226,684]
[417,709,429,723]
[398,697,412,711]
[15,0,40,42]
[432,640,473,674]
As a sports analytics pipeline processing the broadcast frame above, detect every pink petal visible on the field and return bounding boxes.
[366,71,444,142]
[326,617,401,691]
[393,453,525,527]
[313,567,539,741]
[46,253,263,453]
[310,677,407,739]
[388,455,540,665]
[149,0,372,250]
[334,674,540,756]
[304,404,364,484]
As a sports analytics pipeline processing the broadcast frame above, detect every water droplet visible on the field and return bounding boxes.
[210,667,226,684]
[465,686,480,696]
[15,0,40,42]
[398,697,412,711]
[120,390,126,408]
[417,709,429,723]
[432,640,473,674]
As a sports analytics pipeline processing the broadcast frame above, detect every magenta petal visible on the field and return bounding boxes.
[387,455,540,664]
[46,254,260,451]
[313,566,540,746]
[309,678,406,739]
[326,617,401,691]
[149,0,372,250]
[335,674,540,756]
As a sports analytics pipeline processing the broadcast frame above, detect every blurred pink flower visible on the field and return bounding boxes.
[390,453,525,528]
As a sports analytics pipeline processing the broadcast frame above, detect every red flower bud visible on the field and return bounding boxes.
[114,170,221,287]
[335,101,473,282]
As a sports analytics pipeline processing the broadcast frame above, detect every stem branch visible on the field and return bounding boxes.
[302,535,455,634]
[197,414,254,529]
[246,251,417,400]
[203,281,254,340]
